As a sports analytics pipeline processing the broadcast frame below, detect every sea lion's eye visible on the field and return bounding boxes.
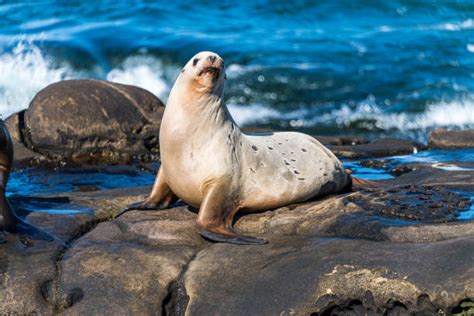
[193,58,199,66]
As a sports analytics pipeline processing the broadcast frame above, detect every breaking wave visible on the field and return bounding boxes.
[227,97,474,140]
[0,41,172,118]
[0,40,75,117]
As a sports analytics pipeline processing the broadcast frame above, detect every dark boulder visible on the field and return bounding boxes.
[18,80,164,163]
[328,138,426,159]
[429,128,474,150]
[4,111,44,167]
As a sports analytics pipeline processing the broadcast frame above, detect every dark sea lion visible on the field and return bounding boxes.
[0,119,54,243]
[121,51,357,245]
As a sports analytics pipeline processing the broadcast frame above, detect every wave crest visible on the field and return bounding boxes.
[227,97,474,141]
[106,55,171,101]
[0,40,75,117]
[0,41,174,117]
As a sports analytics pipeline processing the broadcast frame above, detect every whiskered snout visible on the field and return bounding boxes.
[197,53,223,79]
[198,66,220,77]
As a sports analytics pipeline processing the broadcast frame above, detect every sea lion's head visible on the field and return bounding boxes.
[178,51,226,95]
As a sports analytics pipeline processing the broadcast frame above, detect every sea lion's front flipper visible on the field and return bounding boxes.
[115,199,171,218]
[196,180,268,245]
[199,228,267,245]
[116,167,177,218]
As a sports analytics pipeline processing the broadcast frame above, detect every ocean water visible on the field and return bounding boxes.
[0,1,473,141]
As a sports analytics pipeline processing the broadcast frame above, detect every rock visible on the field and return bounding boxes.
[0,237,62,314]
[359,159,389,170]
[4,111,44,167]
[183,235,473,315]
[328,138,426,159]
[179,164,474,315]
[389,164,416,177]
[313,135,368,146]
[1,161,473,314]
[18,80,164,163]
[4,111,23,144]
[0,183,149,314]
[380,166,474,191]
[54,208,207,315]
[429,128,474,150]
[241,128,369,147]
[346,185,470,222]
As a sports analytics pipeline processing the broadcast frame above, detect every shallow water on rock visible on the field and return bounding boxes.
[344,148,474,179]
[6,165,156,215]
[9,195,94,216]
[344,148,474,220]
[5,149,473,219]
[457,196,474,220]
[7,165,156,196]
[342,161,395,180]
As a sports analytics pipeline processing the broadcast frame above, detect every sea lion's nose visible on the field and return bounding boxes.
[208,55,217,64]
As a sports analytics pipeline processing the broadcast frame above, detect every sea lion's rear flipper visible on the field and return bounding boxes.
[351,176,379,189]
[199,228,267,245]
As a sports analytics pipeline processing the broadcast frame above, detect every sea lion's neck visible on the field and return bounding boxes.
[166,81,235,131]
[160,80,240,163]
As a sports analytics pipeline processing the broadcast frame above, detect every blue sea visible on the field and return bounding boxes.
[1,0,473,141]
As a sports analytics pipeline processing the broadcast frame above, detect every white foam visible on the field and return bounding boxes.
[0,41,175,118]
[225,97,474,142]
[20,18,61,30]
[437,18,474,31]
[305,98,474,134]
[467,44,474,53]
[0,40,76,118]
[226,64,263,79]
[106,55,171,101]
[377,25,393,33]
[432,163,474,172]
[226,63,324,79]
[227,103,282,125]
[349,41,367,54]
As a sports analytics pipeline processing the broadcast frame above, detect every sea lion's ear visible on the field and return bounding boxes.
[181,68,185,73]
[224,73,227,80]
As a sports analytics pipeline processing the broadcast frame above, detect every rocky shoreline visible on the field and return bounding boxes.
[1,80,473,315]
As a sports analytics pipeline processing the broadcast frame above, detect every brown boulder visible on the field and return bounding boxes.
[429,128,474,150]
[328,138,426,159]
[20,80,164,162]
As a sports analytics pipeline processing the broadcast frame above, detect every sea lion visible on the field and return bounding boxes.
[0,119,54,243]
[123,51,351,245]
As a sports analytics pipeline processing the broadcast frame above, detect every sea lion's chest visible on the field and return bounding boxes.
[159,117,235,206]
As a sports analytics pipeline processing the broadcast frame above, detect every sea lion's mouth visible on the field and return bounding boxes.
[199,67,220,77]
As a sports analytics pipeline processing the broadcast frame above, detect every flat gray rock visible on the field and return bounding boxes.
[1,164,473,315]
[429,128,474,150]
[328,138,426,159]
[184,235,473,315]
